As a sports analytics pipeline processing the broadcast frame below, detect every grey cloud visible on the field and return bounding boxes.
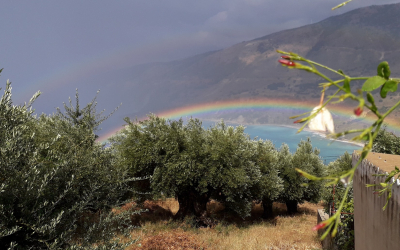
[0,0,397,105]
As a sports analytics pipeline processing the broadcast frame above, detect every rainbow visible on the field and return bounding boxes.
[97,98,400,143]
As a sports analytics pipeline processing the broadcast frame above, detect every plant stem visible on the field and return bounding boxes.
[381,99,400,120]
[350,77,371,80]
[306,60,345,76]
[314,71,353,95]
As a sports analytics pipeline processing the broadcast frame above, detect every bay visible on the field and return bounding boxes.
[202,121,362,164]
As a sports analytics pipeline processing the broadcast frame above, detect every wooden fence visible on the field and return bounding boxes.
[352,151,400,250]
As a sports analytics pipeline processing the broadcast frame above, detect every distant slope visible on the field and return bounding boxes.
[100,3,400,133]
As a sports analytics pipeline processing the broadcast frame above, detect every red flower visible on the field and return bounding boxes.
[373,191,380,195]
[354,107,363,116]
[293,119,302,124]
[280,55,291,60]
[278,59,296,67]
[312,222,327,231]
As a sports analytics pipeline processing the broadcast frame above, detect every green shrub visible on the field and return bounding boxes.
[372,126,400,155]
[0,82,143,249]
[277,139,326,214]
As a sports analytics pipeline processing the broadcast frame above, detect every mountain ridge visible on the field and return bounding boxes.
[96,2,400,134]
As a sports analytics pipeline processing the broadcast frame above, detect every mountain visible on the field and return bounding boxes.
[99,3,400,135]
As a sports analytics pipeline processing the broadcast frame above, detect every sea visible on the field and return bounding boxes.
[201,121,362,164]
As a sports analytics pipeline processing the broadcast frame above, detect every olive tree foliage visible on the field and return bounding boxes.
[277,139,326,214]
[0,81,141,249]
[371,126,400,155]
[250,140,283,219]
[109,115,181,205]
[111,115,282,223]
[202,122,279,219]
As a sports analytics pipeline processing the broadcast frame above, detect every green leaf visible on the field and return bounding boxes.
[362,76,386,92]
[385,169,398,182]
[343,77,350,93]
[295,168,320,181]
[380,80,398,99]
[377,61,391,80]
[383,190,392,211]
[366,93,374,104]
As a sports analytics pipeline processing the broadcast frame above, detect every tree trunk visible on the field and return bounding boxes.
[286,200,298,214]
[174,191,209,226]
[261,198,273,219]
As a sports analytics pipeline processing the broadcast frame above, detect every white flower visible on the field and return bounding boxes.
[308,105,335,134]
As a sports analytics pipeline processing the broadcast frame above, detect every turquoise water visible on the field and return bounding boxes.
[202,121,362,164]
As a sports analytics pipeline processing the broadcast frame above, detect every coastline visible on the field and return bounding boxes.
[201,118,364,148]
[277,124,365,147]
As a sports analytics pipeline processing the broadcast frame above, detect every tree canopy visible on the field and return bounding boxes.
[276,138,326,214]
[372,126,400,155]
[111,116,283,223]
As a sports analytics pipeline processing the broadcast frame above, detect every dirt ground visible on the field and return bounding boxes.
[119,199,324,250]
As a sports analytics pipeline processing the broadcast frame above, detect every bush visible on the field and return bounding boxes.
[372,126,400,155]
[0,82,142,249]
[277,139,326,214]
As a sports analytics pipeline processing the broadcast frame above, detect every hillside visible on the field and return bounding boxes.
[97,3,400,134]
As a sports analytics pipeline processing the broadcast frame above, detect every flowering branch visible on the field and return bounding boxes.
[277,49,399,239]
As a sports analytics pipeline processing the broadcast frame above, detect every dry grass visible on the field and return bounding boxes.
[134,229,205,250]
[122,199,323,250]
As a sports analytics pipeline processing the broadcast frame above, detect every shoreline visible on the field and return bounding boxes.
[277,124,365,147]
[201,118,364,148]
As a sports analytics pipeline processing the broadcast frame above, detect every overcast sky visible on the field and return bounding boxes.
[1,0,398,109]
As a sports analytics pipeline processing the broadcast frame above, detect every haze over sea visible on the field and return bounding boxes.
[202,121,362,164]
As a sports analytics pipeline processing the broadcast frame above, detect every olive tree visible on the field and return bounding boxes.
[277,138,326,214]
[0,81,140,249]
[111,116,282,223]
[111,115,208,218]
[372,126,400,155]
[201,122,263,219]
[250,139,283,219]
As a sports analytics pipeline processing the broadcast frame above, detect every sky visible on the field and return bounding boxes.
[0,0,398,129]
